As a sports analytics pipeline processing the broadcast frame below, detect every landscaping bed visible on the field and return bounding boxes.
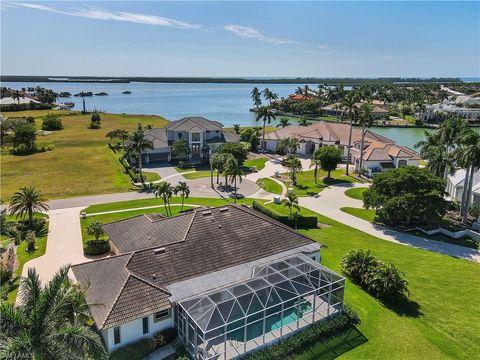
[344,187,367,200]
[280,169,357,196]
[256,178,283,195]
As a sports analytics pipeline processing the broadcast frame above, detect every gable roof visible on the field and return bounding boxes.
[165,117,223,132]
[352,141,420,162]
[144,128,169,148]
[72,205,317,329]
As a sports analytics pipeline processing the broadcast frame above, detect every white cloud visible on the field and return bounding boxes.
[224,24,294,44]
[13,2,201,29]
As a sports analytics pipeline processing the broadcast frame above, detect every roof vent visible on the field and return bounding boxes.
[152,274,156,280]
[201,210,212,216]
[153,247,166,255]
[219,207,229,213]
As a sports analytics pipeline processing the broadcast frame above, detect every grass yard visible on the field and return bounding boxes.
[80,205,191,243]
[340,207,376,222]
[0,110,169,201]
[260,202,480,360]
[344,187,367,200]
[256,178,283,195]
[2,214,49,303]
[282,169,358,196]
[244,156,268,171]
[83,196,254,215]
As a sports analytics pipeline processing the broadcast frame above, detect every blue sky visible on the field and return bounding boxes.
[1,1,479,77]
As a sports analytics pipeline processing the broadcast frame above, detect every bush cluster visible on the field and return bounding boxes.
[88,113,102,129]
[41,114,63,131]
[245,306,360,360]
[252,201,318,228]
[0,102,53,112]
[83,239,110,255]
[341,249,408,301]
[110,328,177,360]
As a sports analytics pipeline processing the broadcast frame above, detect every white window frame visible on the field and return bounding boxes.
[154,309,170,323]
[113,326,121,345]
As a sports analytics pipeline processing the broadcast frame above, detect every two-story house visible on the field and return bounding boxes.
[140,117,239,163]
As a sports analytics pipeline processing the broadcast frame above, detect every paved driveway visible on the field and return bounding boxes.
[20,207,91,285]
[299,183,480,263]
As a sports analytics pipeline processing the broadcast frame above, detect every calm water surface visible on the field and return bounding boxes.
[5,81,478,148]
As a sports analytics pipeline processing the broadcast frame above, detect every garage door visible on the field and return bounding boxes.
[142,153,169,163]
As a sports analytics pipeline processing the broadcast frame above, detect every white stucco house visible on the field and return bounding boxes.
[446,168,480,207]
[133,117,239,163]
[71,205,345,359]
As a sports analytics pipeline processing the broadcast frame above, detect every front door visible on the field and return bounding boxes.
[191,144,201,156]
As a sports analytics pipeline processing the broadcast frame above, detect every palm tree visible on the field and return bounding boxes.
[224,156,244,203]
[251,87,262,109]
[0,266,108,359]
[455,130,480,222]
[86,221,104,241]
[284,155,302,186]
[256,106,276,153]
[278,137,299,156]
[154,181,174,216]
[128,124,154,182]
[282,192,300,220]
[79,91,87,113]
[263,88,272,105]
[12,90,22,104]
[174,181,190,211]
[310,148,322,184]
[171,138,191,160]
[212,152,227,184]
[437,118,468,179]
[341,91,359,175]
[297,117,312,126]
[357,102,375,173]
[233,124,241,135]
[415,131,442,159]
[9,186,49,229]
[277,117,291,128]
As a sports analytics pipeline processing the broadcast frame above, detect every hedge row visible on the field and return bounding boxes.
[83,239,110,255]
[0,102,53,112]
[245,305,360,360]
[110,328,177,360]
[252,201,318,228]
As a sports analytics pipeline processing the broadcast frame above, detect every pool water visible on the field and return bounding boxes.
[228,302,312,342]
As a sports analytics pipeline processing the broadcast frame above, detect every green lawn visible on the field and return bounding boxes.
[83,196,254,215]
[182,170,218,180]
[2,214,49,303]
[244,157,268,171]
[344,187,367,200]
[340,207,376,222]
[282,169,358,196]
[256,178,283,195]
[80,206,191,243]
[260,202,480,360]
[0,110,169,201]
[142,171,161,182]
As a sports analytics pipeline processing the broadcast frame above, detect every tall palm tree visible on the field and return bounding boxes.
[263,88,272,105]
[278,137,300,156]
[415,131,442,159]
[211,152,226,184]
[0,266,108,360]
[282,192,300,220]
[174,181,190,211]
[9,186,49,228]
[224,157,244,203]
[251,87,262,108]
[154,182,174,216]
[341,91,359,175]
[297,117,312,126]
[12,90,22,104]
[310,147,322,184]
[79,91,87,113]
[128,124,154,182]
[256,106,276,153]
[357,102,375,173]
[285,155,302,186]
[455,130,480,222]
[437,118,468,179]
[277,117,291,128]
[233,124,241,135]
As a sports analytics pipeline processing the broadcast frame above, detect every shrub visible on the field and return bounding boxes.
[86,221,104,241]
[341,249,408,301]
[0,102,53,112]
[25,230,37,253]
[245,305,360,360]
[26,116,35,124]
[41,114,63,131]
[89,113,102,129]
[83,239,110,255]
[12,124,37,154]
[252,201,318,228]
[109,328,177,360]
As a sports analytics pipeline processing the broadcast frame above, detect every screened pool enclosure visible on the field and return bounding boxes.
[176,254,345,360]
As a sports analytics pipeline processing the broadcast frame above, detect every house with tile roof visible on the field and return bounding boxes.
[71,205,345,359]
[133,117,239,163]
[446,168,480,207]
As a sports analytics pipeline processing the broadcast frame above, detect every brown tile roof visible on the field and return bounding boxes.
[72,205,316,329]
[165,116,223,132]
[354,142,421,162]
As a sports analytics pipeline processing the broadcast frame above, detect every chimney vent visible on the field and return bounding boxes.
[153,247,166,255]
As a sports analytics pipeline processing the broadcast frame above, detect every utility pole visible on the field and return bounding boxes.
[209,148,214,188]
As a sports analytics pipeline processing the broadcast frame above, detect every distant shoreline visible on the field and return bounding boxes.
[0,75,467,85]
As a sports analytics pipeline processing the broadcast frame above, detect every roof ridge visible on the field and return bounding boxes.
[130,273,171,295]
[70,252,131,269]
[181,209,199,242]
[100,272,131,329]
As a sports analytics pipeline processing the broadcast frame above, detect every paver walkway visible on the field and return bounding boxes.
[299,183,480,263]
[143,344,175,360]
[20,207,91,285]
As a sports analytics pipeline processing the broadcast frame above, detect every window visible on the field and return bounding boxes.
[177,133,183,139]
[113,326,121,345]
[154,309,170,323]
[398,160,407,167]
[191,132,200,142]
[142,317,149,334]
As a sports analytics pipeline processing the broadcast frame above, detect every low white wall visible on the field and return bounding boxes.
[416,227,480,242]
[103,311,174,352]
